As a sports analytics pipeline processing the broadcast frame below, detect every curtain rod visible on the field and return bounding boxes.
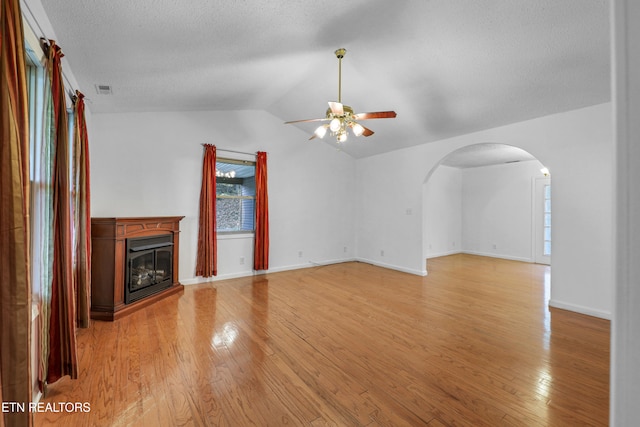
[201,145,266,157]
[22,1,78,99]
[38,38,77,99]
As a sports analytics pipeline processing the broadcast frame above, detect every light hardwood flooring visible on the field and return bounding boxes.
[35,254,610,426]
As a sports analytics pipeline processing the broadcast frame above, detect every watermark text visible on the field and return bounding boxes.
[2,401,91,413]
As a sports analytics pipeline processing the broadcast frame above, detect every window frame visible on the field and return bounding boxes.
[216,157,256,235]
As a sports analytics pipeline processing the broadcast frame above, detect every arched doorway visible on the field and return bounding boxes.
[422,143,550,269]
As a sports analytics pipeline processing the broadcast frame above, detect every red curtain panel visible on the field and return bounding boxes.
[73,91,91,328]
[0,0,33,424]
[196,144,218,277]
[253,152,269,271]
[46,40,78,384]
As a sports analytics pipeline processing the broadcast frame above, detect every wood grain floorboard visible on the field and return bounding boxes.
[35,254,609,426]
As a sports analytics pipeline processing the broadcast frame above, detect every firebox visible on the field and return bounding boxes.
[125,234,173,304]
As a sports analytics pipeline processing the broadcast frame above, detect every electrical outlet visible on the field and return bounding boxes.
[298,251,303,258]
[239,257,245,265]
[343,246,347,253]
[380,250,385,257]
[492,244,497,249]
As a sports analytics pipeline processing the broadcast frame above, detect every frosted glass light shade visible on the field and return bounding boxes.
[314,126,327,138]
[352,123,365,136]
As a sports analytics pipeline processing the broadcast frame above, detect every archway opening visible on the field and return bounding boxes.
[422,143,550,270]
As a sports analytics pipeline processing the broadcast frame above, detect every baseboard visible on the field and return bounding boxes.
[549,299,611,320]
[181,271,256,285]
[182,252,530,284]
[270,258,357,272]
[355,257,427,276]
[426,250,462,259]
[180,258,357,285]
[461,250,533,263]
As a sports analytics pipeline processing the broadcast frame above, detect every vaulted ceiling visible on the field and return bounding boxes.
[31,0,610,158]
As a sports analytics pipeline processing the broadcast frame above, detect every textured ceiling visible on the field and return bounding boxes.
[32,0,610,159]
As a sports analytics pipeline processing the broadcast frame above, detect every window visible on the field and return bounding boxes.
[543,184,551,256]
[216,158,256,233]
[26,51,50,301]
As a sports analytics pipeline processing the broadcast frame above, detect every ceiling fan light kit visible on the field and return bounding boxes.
[285,48,396,143]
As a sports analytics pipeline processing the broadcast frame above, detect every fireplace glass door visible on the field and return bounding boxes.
[126,235,173,303]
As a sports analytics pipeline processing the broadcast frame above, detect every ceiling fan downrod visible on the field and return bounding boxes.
[335,48,346,104]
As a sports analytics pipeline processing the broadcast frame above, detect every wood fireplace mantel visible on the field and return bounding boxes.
[90,216,184,321]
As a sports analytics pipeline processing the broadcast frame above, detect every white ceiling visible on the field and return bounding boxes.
[32,0,610,159]
[440,143,536,168]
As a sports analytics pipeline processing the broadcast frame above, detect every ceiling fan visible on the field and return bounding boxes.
[285,48,397,143]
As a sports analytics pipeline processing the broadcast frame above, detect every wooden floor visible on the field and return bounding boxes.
[35,254,610,426]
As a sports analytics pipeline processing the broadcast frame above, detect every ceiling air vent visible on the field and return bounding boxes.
[94,84,112,95]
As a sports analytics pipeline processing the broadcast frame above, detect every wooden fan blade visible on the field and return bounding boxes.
[353,111,397,120]
[284,117,329,124]
[349,122,375,137]
[328,101,344,116]
[361,125,374,137]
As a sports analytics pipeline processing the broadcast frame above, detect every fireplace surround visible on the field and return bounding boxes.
[90,216,184,320]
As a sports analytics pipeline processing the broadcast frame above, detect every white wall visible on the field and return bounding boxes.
[612,0,640,423]
[356,148,428,275]
[424,159,546,263]
[356,103,613,318]
[423,165,462,258]
[461,160,544,262]
[90,109,356,282]
[90,103,614,319]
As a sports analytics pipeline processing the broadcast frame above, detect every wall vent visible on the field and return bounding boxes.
[95,84,112,95]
